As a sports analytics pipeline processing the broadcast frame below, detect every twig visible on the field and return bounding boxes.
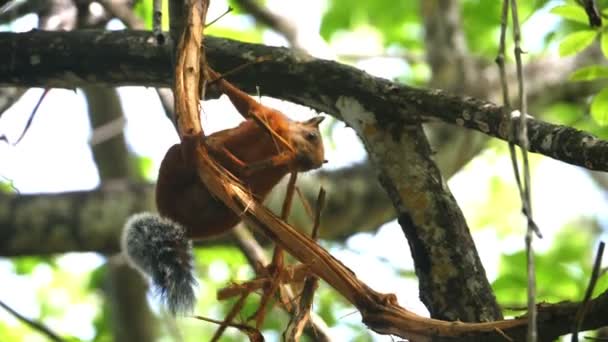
[0,299,65,342]
[195,315,263,341]
[209,288,251,342]
[580,0,602,27]
[496,0,524,217]
[509,1,539,341]
[11,88,49,145]
[572,241,605,342]
[230,226,334,341]
[311,188,325,240]
[284,188,325,341]
[205,6,232,27]
[498,1,539,340]
[295,187,315,221]
[251,172,298,328]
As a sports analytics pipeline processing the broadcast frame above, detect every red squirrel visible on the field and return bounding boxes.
[121,68,325,315]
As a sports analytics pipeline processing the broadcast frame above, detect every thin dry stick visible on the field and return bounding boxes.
[572,241,605,342]
[0,299,65,342]
[205,6,233,27]
[496,0,523,200]
[12,88,50,145]
[284,188,326,341]
[210,287,252,342]
[295,187,314,221]
[510,1,538,341]
[195,315,263,341]
[230,225,334,341]
[252,171,298,327]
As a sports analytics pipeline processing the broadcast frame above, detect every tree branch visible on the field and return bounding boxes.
[0,30,606,171]
[0,164,392,256]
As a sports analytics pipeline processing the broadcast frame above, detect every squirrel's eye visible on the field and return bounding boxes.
[305,132,318,141]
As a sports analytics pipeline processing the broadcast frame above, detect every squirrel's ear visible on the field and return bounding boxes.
[305,116,325,127]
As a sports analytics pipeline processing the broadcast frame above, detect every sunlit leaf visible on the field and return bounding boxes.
[559,30,598,56]
[13,257,53,275]
[569,65,608,81]
[0,181,15,193]
[550,4,589,24]
[135,156,154,181]
[591,87,608,125]
[134,0,153,29]
[594,272,608,297]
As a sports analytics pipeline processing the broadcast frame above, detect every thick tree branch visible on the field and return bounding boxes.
[0,30,606,171]
[0,164,391,256]
[0,182,152,256]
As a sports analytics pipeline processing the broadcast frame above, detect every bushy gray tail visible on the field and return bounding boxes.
[121,213,197,315]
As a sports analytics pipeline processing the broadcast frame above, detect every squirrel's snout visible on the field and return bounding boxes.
[295,152,324,171]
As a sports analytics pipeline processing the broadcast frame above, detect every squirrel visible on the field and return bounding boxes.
[121,68,325,315]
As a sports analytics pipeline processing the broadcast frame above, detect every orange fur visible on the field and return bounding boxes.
[156,69,325,239]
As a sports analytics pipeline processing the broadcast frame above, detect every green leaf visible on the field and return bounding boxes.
[550,4,589,24]
[0,181,15,193]
[591,87,608,125]
[558,30,598,56]
[13,257,49,275]
[135,156,154,181]
[134,0,153,29]
[569,65,608,81]
[602,33,608,58]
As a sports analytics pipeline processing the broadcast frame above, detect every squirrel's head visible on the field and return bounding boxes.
[289,116,326,172]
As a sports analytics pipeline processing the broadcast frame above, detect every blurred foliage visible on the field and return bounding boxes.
[133,0,169,29]
[551,0,608,126]
[493,223,607,312]
[0,179,16,193]
[134,155,155,181]
[321,1,421,49]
